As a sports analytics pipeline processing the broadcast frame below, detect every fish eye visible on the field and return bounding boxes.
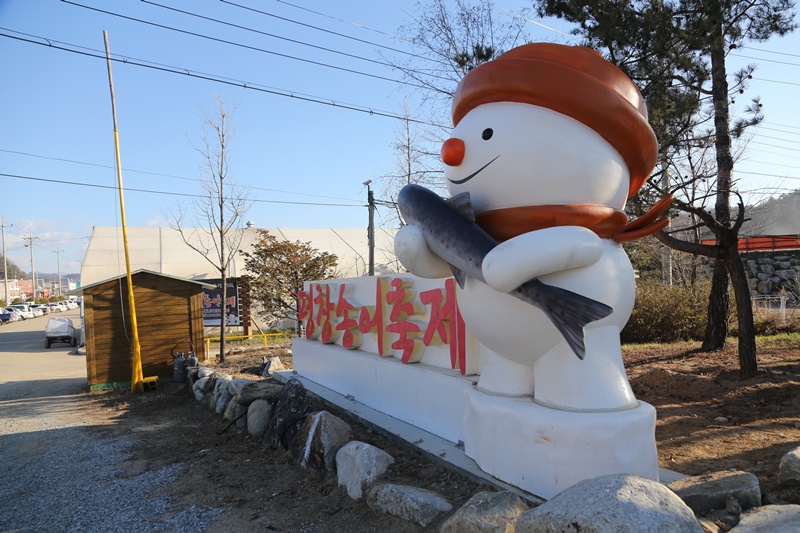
[481,128,493,140]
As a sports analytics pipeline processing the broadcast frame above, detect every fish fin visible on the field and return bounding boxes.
[445,192,475,223]
[450,266,467,289]
[528,283,614,360]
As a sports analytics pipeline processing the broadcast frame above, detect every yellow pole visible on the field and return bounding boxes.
[103,31,143,392]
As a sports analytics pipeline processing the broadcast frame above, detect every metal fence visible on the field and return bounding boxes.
[204,332,289,357]
[752,294,797,323]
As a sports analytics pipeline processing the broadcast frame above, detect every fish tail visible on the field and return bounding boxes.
[527,283,614,360]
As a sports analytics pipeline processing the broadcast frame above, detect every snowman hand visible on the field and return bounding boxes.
[394,225,452,279]
[482,226,603,293]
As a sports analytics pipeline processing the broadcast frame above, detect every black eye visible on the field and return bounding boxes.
[481,128,493,140]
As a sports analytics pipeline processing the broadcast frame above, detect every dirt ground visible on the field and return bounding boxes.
[80,336,800,531]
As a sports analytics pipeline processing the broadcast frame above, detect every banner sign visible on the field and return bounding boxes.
[202,278,240,326]
[297,275,479,376]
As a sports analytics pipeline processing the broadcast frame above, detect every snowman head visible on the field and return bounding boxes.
[442,43,657,215]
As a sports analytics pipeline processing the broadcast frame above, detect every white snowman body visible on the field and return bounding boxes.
[396,102,639,411]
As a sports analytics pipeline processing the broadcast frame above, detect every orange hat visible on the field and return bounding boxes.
[452,43,658,198]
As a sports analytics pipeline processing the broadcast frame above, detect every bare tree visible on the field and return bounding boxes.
[377,99,446,227]
[166,95,251,362]
[391,0,530,108]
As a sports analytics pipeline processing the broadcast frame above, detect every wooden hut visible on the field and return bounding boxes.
[73,270,213,389]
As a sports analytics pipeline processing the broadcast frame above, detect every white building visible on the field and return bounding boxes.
[1,278,21,303]
[80,226,401,287]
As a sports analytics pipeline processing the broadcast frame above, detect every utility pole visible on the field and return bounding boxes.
[105,30,143,392]
[1,219,10,303]
[53,249,63,297]
[23,234,38,302]
[364,180,375,276]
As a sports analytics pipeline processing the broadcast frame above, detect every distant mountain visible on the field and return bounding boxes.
[36,273,81,281]
[0,253,26,279]
[744,190,800,236]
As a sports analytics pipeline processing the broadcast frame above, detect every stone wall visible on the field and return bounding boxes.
[742,252,800,304]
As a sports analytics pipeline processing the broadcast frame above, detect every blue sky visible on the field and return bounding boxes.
[1,0,799,275]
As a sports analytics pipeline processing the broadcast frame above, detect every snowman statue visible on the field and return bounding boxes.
[395,43,672,497]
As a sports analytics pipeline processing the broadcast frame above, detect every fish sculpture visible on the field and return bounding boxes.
[398,183,614,360]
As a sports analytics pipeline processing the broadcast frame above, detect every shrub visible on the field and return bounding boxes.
[621,280,709,344]
[730,307,800,337]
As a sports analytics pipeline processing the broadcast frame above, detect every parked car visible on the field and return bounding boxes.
[10,304,35,320]
[49,302,66,312]
[7,307,21,321]
[30,306,44,317]
[31,304,50,315]
[65,300,79,310]
[44,317,78,348]
[0,308,13,324]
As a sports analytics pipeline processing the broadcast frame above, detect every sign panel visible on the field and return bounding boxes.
[202,278,240,326]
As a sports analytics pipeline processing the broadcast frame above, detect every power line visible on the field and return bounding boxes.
[141,0,451,81]
[758,126,800,137]
[765,121,800,131]
[753,133,800,146]
[273,0,411,43]
[484,1,575,39]
[0,172,364,207]
[730,52,800,68]
[0,29,445,128]
[746,45,800,59]
[0,147,362,202]
[62,1,430,89]
[736,170,800,180]
[0,148,190,180]
[748,146,800,159]
[752,77,800,87]
[743,160,800,171]
[749,140,800,152]
[220,0,439,63]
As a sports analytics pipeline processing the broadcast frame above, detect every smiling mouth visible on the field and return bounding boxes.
[447,155,500,185]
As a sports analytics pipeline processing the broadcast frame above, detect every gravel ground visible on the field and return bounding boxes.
[0,391,224,533]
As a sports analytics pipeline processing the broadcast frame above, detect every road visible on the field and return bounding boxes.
[0,308,87,414]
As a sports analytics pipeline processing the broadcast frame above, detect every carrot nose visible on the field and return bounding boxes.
[441,138,465,166]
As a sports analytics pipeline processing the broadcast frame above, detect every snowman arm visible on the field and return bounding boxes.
[394,224,452,279]
[482,226,603,293]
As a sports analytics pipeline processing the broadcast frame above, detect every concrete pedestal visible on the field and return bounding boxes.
[463,387,659,499]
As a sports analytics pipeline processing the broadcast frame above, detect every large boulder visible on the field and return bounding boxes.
[260,356,287,377]
[336,441,395,500]
[778,446,800,486]
[192,377,210,401]
[264,378,313,449]
[197,367,215,379]
[210,374,232,409]
[289,411,352,472]
[440,490,529,533]
[516,474,702,533]
[227,378,253,397]
[366,483,452,527]
[247,397,276,437]
[223,394,239,421]
[668,470,761,513]
[235,403,248,430]
[216,378,252,414]
[731,504,800,532]
[237,382,283,406]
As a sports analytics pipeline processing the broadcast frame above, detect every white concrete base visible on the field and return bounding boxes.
[463,387,659,499]
[292,338,476,444]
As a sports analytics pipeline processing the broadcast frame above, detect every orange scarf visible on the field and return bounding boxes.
[475,194,674,244]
